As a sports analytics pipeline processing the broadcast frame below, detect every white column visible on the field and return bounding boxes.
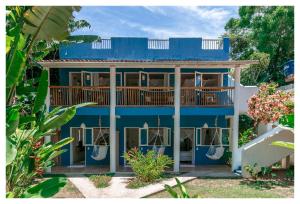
[173,65,181,172]
[45,67,51,173]
[232,66,241,171]
[110,65,117,173]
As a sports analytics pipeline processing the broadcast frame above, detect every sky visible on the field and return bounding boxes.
[72,6,239,39]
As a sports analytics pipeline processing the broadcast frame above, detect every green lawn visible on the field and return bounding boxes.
[147,177,294,198]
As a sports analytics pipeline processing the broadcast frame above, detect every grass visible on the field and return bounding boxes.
[126,173,175,189]
[87,173,113,188]
[147,177,294,198]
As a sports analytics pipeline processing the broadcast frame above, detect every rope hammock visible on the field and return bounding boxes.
[205,116,225,160]
[91,116,108,161]
[152,115,165,155]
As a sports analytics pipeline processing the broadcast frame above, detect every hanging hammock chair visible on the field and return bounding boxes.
[205,116,225,160]
[91,116,108,161]
[152,116,165,155]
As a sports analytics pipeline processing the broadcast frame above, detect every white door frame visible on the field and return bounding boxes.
[180,127,196,166]
[69,127,86,167]
[123,127,140,166]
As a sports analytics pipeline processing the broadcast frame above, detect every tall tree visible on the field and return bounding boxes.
[225,6,294,86]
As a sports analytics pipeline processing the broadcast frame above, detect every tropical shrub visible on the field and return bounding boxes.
[124,148,173,183]
[164,178,200,198]
[244,163,259,180]
[88,174,112,188]
[6,6,94,198]
[239,128,257,147]
[247,83,293,126]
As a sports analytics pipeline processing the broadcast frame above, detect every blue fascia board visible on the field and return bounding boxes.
[50,106,233,116]
[181,107,234,116]
[116,107,174,116]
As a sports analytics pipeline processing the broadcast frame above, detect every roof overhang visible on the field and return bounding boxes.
[38,60,258,69]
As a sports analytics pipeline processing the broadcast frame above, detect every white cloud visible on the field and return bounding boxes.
[182,6,231,21]
[143,6,167,16]
[120,19,212,39]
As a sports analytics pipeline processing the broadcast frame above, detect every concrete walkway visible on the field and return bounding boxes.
[68,168,237,198]
[68,176,102,198]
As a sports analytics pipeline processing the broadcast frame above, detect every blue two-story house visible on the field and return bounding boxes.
[40,37,256,173]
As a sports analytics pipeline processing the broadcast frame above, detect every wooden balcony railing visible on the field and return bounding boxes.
[49,86,234,107]
[50,86,110,106]
[181,87,234,106]
[117,87,174,106]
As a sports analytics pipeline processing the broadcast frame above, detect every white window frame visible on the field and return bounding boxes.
[147,127,171,146]
[69,71,122,87]
[200,72,224,87]
[92,127,110,146]
[196,127,230,147]
[124,72,140,86]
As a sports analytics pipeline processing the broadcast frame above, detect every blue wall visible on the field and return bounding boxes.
[58,68,230,86]
[60,37,230,61]
[59,114,229,166]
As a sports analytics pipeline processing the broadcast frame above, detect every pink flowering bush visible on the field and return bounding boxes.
[247,83,293,126]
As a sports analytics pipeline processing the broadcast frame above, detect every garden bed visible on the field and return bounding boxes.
[86,173,114,188]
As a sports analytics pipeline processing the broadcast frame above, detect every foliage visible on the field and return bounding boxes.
[164,178,200,198]
[225,6,294,86]
[6,6,93,198]
[248,83,293,126]
[285,167,294,180]
[124,148,173,183]
[88,174,112,188]
[21,177,67,198]
[279,114,294,128]
[244,163,259,180]
[239,128,257,147]
[239,114,255,135]
[260,167,272,177]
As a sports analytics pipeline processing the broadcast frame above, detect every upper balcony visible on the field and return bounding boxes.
[60,37,230,61]
[49,86,234,107]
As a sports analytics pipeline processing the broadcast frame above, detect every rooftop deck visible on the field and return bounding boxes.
[59,37,230,61]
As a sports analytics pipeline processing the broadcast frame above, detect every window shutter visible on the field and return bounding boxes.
[196,128,201,146]
[221,128,231,146]
[84,128,93,146]
[139,128,148,146]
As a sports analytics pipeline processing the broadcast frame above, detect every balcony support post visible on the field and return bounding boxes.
[110,65,117,173]
[45,67,51,173]
[232,66,241,171]
[173,65,181,172]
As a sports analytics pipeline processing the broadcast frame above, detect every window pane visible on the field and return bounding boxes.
[71,73,82,86]
[93,128,109,145]
[149,74,165,87]
[201,128,220,145]
[93,73,110,86]
[126,73,139,86]
[181,74,194,87]
[202,74,221,87]
[148,128,169,145]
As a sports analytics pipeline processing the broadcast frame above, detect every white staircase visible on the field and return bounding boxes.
[238,126,294,177]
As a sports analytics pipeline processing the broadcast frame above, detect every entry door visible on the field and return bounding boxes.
[70,127,85,166]
[180,128,195,165]
[125,128,140,165]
